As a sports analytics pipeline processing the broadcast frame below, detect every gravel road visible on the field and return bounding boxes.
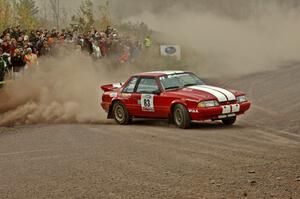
[0,65,300,199]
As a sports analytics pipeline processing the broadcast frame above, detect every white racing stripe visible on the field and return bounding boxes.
[189,85,227,102]
[201,85,236,101]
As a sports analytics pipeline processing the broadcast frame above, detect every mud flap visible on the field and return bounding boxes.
[107,106,113,119]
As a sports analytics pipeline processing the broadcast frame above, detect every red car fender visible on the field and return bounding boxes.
[107,96,125,119]
[170,99,189,113]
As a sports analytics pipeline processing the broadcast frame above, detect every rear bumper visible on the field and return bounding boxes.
[188,102,251,121]
[101,102,110,112]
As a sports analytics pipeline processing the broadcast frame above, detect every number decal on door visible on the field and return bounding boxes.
[141,94,154,112]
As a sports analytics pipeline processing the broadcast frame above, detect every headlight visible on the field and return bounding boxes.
[237,95,247,103]
[198,100,219,108]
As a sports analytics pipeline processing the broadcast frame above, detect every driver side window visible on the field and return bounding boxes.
[136,78,159,93]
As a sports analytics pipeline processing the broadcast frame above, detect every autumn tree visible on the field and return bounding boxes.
[15,0,39,30]
[0,0,13,31]
[71,0,95,32]
[98,0,111,29]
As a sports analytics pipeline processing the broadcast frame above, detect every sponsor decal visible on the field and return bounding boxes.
[188,109,199,113]
[141,94,154,112]
[160,45,181,60]
[147,71,184,75]
[218,113,236,119]
[109,92,117,97]
[165,46,177,55]
[218,115,227,119]
[121,93,132,98]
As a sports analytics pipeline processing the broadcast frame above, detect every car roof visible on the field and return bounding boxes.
[134,70,186,77]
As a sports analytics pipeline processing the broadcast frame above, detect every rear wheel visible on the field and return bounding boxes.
[173,104,191,129]
[112,101,131,125]
[222,116,236,125]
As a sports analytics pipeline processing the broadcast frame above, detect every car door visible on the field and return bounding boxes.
[131,77,162,117]
[121,76,139,115]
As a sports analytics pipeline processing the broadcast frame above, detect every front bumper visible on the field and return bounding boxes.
[188,102,251,121]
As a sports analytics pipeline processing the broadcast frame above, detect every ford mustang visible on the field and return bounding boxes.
[100,71,251,129]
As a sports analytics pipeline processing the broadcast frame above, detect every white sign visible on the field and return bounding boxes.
[141,94,154,112]
[160,45,181,60]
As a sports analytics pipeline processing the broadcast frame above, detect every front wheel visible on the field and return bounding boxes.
[173,104,191,129]
[112,101,131,125]
[222,116,236,125]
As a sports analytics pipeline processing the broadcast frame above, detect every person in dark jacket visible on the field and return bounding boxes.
[11,49,26,72]
[0,47,7,83]
[39,41,51,56]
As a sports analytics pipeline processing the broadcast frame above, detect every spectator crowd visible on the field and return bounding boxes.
[0,25,152,83]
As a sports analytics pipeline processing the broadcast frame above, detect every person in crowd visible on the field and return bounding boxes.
[144,35,152,48]
[10,38,18,55]
[81,35,93,54]
[39,41,51,56]
[0,47,7,83]
[11,48,26,72]
[92,39,101,59]
[1,49,11,69]
[118,47,130,64]
[1,40,11,54]
[0,24,149,82]
[105,26,112,37]
[10,48,26,79]
[24,48,38,68]
[99,37,108,57]
[131,41,142,61]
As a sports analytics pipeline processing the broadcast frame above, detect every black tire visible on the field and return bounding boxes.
[112,101,131,125]
[173,104,191,129]
[222,116,236,125]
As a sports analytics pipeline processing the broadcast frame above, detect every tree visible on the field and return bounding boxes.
[0,0,13,31]
[98,0,111,29]
[15,0,39,30]
[49,0,60,29]
[18,0,38,16]
[71,0,95,32]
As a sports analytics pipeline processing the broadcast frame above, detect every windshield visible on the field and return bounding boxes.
[159,73,205,90]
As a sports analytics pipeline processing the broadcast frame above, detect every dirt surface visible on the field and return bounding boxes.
[0,65,300,199]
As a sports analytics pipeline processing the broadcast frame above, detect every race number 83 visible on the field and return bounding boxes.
[141,94,154,111]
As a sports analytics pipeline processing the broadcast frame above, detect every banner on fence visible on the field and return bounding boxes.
[160,45,181,60]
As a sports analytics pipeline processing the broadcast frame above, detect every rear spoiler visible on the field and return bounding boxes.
[101,83,122,92]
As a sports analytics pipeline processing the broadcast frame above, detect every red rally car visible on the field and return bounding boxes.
[101,71,251,129]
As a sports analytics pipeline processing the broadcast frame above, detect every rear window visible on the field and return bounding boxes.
[122,77,138,93]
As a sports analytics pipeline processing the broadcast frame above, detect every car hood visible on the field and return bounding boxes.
[165,85,241,102]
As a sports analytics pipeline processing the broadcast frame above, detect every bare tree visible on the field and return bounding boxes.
[49,0,60,29]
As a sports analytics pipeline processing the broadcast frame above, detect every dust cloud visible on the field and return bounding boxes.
[0,51,133,126]
[0,48,184,127]
[126,3,300,77]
